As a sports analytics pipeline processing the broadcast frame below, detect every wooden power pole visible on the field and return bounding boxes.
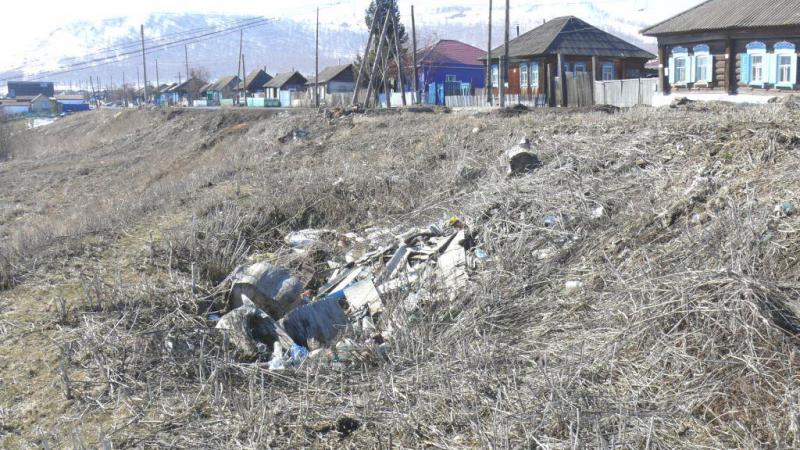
[411,5,419,104]
[315,7,320,108]
[242,53,247,101]
[487,0,493,105]
[352,9,379,105]
[391,14,407,106]
[500,0,509,107]
[365,10,392,108]
[185,44,191,105]
[237,30,244,105]
[141,24,148,104]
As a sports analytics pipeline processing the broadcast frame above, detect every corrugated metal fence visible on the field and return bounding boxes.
[594,78,658,107]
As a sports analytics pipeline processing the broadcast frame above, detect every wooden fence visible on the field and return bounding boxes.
[554,72,593,107]
[594,78,658,107]
[444,94,547,108]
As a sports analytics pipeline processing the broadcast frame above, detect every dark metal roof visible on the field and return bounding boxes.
[209,75,240,91]
[489,16,654,60]
[238,69,273,90]
[642,0,800,36]
[306,64,354,86]
[264,71,307,89]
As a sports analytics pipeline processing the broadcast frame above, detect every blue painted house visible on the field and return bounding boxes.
[416,39,486,105]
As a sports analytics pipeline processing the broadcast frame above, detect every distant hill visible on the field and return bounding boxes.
[0,4,659,88]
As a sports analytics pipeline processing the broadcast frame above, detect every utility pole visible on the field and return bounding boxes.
[391,14,406,106]
[352,8,379,105]
[237,29,244,105]
[487,0,493,105]
[123,72,127,107]
[185,44,191,105]
[411,5,419,104]
[155,58,160,92]
[315,7,320,108]
[89,77,97,109]
[141,24,149,104]
[365,9,392,108]
[241,53,247,101]
[500,0,509,107]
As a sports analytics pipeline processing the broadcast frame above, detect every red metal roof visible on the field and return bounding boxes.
[418,40,486,68]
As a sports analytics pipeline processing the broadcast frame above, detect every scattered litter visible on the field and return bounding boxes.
[544,214,560,227]
[215,295,294,359]
[472,127,480,134]
[591,206,605,219]
[506,138,541,176]
[278,128,310,143]
[782,201,796,216]
[565,280,585,292]
[226,262,304,319]
[216,214,481,369]
[285,229,333,251]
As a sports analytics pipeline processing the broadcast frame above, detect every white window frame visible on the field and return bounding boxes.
[750,53,765,84]
[491,65,499,87]
[574,62,587,72]
[520,63,528,88]
[601,63,614,80]
[694,52,711,84]
[747,42,767,87]
[778,54,792,85]
[674,56,687,84]
[774,42,797,88]
[531,62,539,87]
[445,74,457,82]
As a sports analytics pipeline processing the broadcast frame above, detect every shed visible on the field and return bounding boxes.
[642,0,800,95]
[29,94,55,114]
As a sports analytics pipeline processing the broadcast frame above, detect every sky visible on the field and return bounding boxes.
[0,0,705,70]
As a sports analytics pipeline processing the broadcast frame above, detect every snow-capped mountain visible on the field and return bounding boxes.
[0,1,700,89]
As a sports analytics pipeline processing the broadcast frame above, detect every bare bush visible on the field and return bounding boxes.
[0,113,11,161]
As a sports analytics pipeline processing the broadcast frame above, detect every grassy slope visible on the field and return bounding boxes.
[0,105,798,448]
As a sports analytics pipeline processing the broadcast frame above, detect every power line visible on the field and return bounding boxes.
[6,19,272,82]
[4,17,267,77]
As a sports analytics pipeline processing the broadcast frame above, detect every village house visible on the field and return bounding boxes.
[6,81,54,99]
[486,16,654,100]
[239,69,273,98]
[264,71,307,106]
[54,94,89,113]
[29,94,55,114]
[206,75,240,105]
[0,99,30,116]
[416,39,486,105]
[642,0,800,96]
[306,64,356,97]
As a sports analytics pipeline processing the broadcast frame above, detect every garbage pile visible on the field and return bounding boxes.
[213,217,482,370]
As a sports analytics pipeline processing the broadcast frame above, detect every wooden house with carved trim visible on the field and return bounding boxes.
[642,0,800,96]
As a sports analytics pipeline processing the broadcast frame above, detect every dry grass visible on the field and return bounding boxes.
[1,104,799,448]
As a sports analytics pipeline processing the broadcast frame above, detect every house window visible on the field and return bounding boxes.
[751,54,764,83]
[574,62,587,72]
[562,63,571,74]
[779,55,792,84]
[520,63,528,87]
[602,63,614,80]
[674,57,687,83]
[491,65,499,87]
[446,74,457,82]
[695,55,711,82]
[531,62,539,87]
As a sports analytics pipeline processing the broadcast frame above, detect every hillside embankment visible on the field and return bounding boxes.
[0,104,799,448]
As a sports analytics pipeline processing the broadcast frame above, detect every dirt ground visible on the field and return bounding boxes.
[0,103,799,448]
